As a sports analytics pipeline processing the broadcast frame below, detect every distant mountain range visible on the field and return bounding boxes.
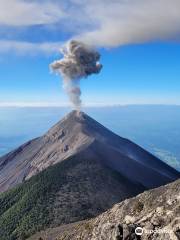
[0,111,179,239]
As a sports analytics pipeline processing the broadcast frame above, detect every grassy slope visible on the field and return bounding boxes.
[0,152,142,240]
[0,155,69,240]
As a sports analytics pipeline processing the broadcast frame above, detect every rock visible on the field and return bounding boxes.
[54,179,180,240]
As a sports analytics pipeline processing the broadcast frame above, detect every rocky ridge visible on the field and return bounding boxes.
[34,179,179,240]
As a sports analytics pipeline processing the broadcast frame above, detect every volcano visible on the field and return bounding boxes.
[0,111,179,239]
[0,110,179,193]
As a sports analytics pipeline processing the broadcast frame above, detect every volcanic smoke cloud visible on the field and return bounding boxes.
[50,40,102,109]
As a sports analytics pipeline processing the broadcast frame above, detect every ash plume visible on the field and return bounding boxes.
[50,40,102,109]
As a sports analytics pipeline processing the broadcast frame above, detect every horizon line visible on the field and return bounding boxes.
[0,102,180,108]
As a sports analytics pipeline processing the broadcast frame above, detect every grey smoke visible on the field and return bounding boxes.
[50,40,102,109]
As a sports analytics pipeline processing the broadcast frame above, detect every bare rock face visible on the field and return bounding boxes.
[0,110,179,193]
[53,179,180,240]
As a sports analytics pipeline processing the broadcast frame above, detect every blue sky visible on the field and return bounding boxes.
[0,0,180,106]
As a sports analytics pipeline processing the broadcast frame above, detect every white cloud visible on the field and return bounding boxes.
[0,40,62,54]
[0,0,65,26]
[0,0,180,54]
[74,0,180,47]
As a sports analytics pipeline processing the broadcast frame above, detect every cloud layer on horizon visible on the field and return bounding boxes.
[0,0,180,53]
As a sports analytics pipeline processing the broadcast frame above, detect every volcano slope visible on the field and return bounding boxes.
[0,110,179,193]
[0,149,145,240]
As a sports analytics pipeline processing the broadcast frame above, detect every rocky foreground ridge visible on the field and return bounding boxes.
[29,179,180,240]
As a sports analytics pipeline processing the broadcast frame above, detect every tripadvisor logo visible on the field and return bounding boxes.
[135,226,173,236]
[135,227,143,236]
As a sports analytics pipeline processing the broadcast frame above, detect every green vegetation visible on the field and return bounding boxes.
[0,155,83,240]
[0,153,132,240]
